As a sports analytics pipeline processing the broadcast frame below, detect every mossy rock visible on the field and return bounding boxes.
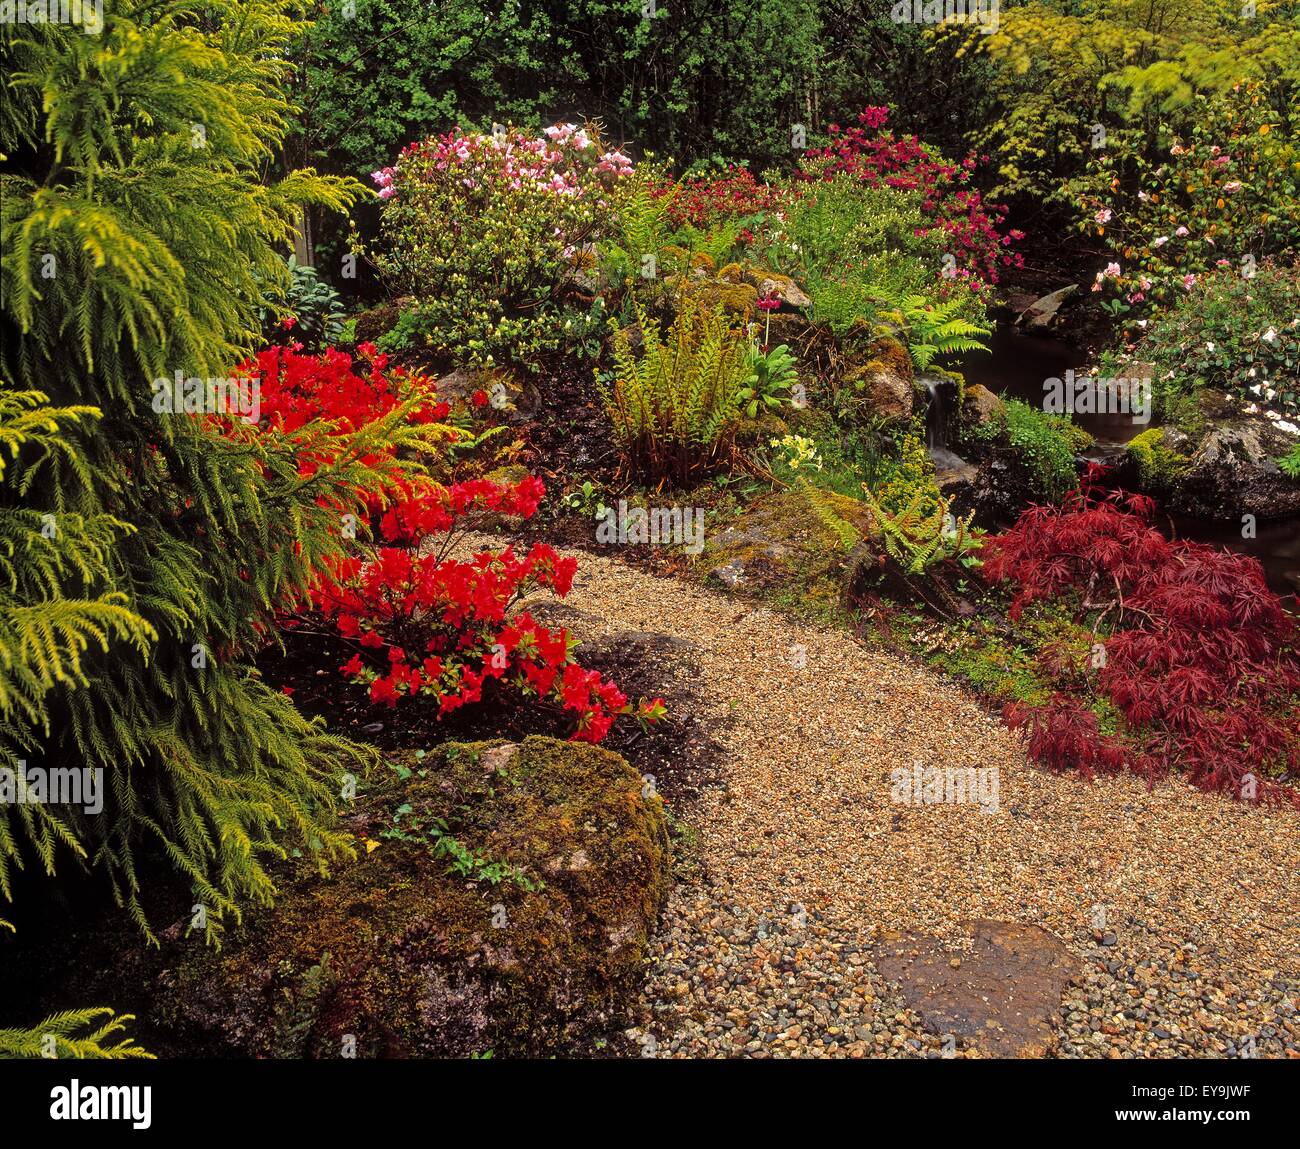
[353,300,406,345]
[151,736,670,1058]
[1126,427,1191,493]
[698,485,874,620]
[691,279,759,316]
[734,410,791,452]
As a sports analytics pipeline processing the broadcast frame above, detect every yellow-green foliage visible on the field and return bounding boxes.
[0,1008,152,1060]
[1128,427,1190,490]
[601,295,750,485]
[860,482,979,577]
[940,0,1300,218]
[874,432,942,519]
[0,1,396,948]
[604,164,673,283]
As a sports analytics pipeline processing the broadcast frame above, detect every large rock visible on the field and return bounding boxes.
[1174,419,1300,520]
[835,332,915,426]
[961,383,1004,428]
[699,484,875,617]
[1015,284,1078,331]
[149,736,671,1058]
[743,268,813,311]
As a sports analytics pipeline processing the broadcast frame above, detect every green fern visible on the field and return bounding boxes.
[876,292,992,371]
[600,293,750,485]
[0,1008,153,1060]
[860,482,980,577]
[1278,444,1300,480]
[800,480,861,552]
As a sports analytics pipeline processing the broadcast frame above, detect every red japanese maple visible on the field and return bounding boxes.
[986,468,1300,803]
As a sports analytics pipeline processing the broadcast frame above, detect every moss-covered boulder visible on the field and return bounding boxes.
[1171,418,1300,520]
[833,326,916,427]
[1126,426,1192,495]
[151,736,670,1058]
[698,484,874,619]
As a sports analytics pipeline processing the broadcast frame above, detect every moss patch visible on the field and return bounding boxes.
[696,484,875,623]
[150,736,670,1058]
[1127,427,1191,493]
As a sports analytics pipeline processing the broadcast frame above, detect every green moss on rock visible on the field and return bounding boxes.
[1127,427,1191,492]
[698,485,875,621]
[152,736,670,1058]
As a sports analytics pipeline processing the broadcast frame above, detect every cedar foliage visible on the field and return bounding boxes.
[0,1,414,946]
[0,1007,153,1060]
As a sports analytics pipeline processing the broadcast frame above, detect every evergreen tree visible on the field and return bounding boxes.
[0,0,436,954]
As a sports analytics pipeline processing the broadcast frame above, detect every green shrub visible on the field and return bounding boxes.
[0,1008,152,1060]
[872,430,942,520]
[969,399,1083,502]
[1,1,385,942]
[369,123,628,369]
[764,177,943,332]
[600,295,749,486]
[259,255,345,352]
[1125,261,1300,425]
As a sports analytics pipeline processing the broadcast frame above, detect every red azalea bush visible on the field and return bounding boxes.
[247,345,662,744]
[799,107,1023,288]
[659,166,790,234]
[984,468,1300,803]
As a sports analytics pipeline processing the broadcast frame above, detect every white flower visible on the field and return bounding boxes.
[1206,342,1216,352]
[1262,327,1278,343]
[1244,403,1260,414]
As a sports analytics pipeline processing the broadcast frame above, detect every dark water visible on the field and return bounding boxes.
[948,326,1300,605]
[958,326,1148,447]
[1165,513,1300,608]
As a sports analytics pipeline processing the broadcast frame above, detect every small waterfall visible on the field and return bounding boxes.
[919,375,971,478]
[921,376,946,450]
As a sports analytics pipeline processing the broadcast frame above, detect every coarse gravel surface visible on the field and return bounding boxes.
[470,534,1300,1059]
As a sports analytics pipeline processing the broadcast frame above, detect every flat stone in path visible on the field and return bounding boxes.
[876,920,1080,1058]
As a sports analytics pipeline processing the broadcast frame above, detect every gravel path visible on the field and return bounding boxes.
[482,536,1300,1058]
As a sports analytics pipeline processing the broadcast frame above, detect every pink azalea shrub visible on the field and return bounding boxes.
[366,122,632,367]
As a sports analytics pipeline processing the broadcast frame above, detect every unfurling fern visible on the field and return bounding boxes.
[0,1008,153,1060]
[876,293,992,370]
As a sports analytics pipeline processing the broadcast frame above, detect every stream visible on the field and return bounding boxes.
[950,324,1300,604]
